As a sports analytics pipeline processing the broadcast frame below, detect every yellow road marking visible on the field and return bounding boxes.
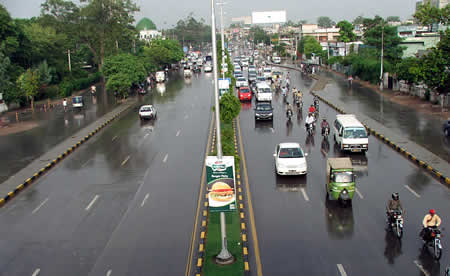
[185,113,214,276]
[237,117,263,276]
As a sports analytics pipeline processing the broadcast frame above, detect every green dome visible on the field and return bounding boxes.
[136,18,157,31]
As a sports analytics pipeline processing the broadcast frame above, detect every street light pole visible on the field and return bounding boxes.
[218,3,226,79]
[379,24,384,91]
[211,0,233,264]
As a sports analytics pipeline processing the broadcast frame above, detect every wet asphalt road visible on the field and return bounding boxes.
[0,85,119,184]
[0,72,213,275]
[238,67,449,275]
[320,71,450,162]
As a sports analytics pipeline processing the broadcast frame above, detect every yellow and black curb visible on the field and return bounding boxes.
[311,91,450,186]
[194,119,250,276]
[0,106,132,207]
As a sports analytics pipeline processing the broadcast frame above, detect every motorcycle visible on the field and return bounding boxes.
[296,98,302,108]
[286,109,293,121]
[387,210,404,239]
[421,227,443,260]
[314,98,320,111]
[306,122,314,136]
[322,126,330,138]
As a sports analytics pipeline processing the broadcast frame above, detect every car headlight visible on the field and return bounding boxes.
[343,144,349,148]
[268,113,273,116]
[362,144,368,148]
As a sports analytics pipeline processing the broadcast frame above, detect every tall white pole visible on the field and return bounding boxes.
[380,24,384,91]
[211,0,233,264]
[220,4,226,79]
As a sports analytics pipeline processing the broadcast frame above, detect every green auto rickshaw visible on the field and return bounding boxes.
[326,158,355,204]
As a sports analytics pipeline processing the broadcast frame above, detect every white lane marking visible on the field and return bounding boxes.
[121,155,130,166]
[112,135,118,141]
[32,268,40,276]
[32,198,49,214]
[300,188,309,201]
[163,154,168,163]
[141,193,150,207]
[184,114,189,120]
[143,133,149,139]
[270,128,275,133]
[413,260,430,276]
[355,188,364,199]
[337,264,347,276]
[404,185,421,198]
[176,130,181,137]
[106,269,112,276]
[85,195,99,211]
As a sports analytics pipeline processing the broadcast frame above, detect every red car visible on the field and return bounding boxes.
[238,87,252,101]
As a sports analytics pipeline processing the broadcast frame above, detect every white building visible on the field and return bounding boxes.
[139,29,162,42]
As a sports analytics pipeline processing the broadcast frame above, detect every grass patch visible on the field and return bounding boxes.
[203,211,244,276]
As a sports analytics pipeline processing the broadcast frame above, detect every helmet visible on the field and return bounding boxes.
[391,192,399,200]
[429,209,435,215]
[322,118,327,121]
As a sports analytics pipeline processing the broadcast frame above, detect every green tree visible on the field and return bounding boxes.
[414,2,449,27]
[303,36,324,59]
[17,69,40,108]
[142,38,184,70]
[336,20,356,56]
[352,15,365,25]
[363,21,404,64]
[0,52,13,100]
[219,92,240,123]
[171,14,211,46]
[103,53,146,98]
[386,16,401,22]
[394,57,422,85]
[249,26,270,45]
[317,16,335,28]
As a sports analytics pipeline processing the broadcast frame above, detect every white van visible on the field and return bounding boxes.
[256,82,272,101]
[333,114,369,153]
[272,56,281,64]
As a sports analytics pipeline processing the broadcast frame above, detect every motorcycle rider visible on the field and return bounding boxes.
[286,102,293,117]
[305,113,315,132]
[281,86,287,98]
[420,209,442,241]
[386,192,403,225]
[308,104,316,115]
[320,118,330,136]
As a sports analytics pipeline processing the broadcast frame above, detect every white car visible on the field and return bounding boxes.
[272,56,281,64]
[274,143,308,175]
[263,67,272,79]
[139,105,157,120]
[204,63,213,72]
[236,77,248,88]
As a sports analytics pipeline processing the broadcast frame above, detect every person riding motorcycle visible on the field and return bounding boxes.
[386,193,404,224]
[308,104,316,114]
[286,102,293,117]
[420,209,442,241]
[320,118,330,135]
[281,86,287,97]
[305,113,315,131]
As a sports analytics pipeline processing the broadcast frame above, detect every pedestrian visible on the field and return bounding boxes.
[63,98,67,112]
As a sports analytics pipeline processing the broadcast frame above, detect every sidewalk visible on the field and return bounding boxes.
[0,97,137,199]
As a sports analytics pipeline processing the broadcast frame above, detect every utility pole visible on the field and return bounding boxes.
[211,0,233,264]
[380,24,384,91]
[67,49,72,72]
[218,2,226,79]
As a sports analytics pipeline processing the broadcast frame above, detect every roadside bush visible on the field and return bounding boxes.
[42,85,59,99]
[219,92,241,123]
[58,72,103,97]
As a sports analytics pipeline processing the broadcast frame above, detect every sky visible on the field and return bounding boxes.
[1,0,417,28]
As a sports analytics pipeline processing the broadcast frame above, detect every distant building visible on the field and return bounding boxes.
[301,24,340,43]
[136,17,161,42]
[400,34,441,57]
[231,16,252,25]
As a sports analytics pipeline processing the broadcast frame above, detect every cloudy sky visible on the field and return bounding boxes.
[1,0,417,28]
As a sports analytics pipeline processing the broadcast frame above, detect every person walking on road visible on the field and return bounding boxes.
[63,98,67,112]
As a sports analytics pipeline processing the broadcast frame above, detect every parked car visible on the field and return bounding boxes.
[238,87,252,101]
[443,119,450,136]
[139,105,157,120]
[254,102,273,120]
[274,143,308,175]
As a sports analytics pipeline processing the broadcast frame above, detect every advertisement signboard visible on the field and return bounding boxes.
[251,11,287,24]
[206,156,236,212]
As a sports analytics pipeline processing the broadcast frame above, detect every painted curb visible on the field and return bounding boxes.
[310,90,450,187]
[195,119,250,275]
[0,104,132,207]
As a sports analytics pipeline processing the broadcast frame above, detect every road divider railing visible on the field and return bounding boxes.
[0,103,134,207]
[310,90,450,186]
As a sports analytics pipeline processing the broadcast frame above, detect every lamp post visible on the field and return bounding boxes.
[217,2,227,79]
[379,24,384,91]
[210,0,233,264]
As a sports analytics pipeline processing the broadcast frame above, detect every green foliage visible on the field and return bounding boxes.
[41,85,59,99]
[37,60,54,86]
[17,69,40,102]
[414,3,449,26]
[302,36,324,59]
[328,56,344,65]
[363,23,404,64]
[103,53,146,98]
[59,71,102,97]
[353,15,365,25]
[171,14,211,46]
[142,39,184,70]
[386,16,401,22]
[219,92,240,123]
[0,51,12,98]
[336,20,356,43]
[420,45,449,94]
[394,57,422,84]
[249,26,270,45]
[317,16,335,28]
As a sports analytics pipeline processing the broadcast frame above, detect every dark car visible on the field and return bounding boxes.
[255,102,273,121]
[443,119,450,136]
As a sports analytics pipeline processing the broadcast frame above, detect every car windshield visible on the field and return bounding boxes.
[333,171,354,183]
[261,88,271,93]
[240,88,250,93]
[141,107,152,111]
[343,128,368,138]
[256,104,271,111]
[237,78,246,81]
[264,69,271,72]
[279,147,304,158]
[257,77,265,81]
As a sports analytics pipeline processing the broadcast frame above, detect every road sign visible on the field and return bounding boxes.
[206,156,236,212]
